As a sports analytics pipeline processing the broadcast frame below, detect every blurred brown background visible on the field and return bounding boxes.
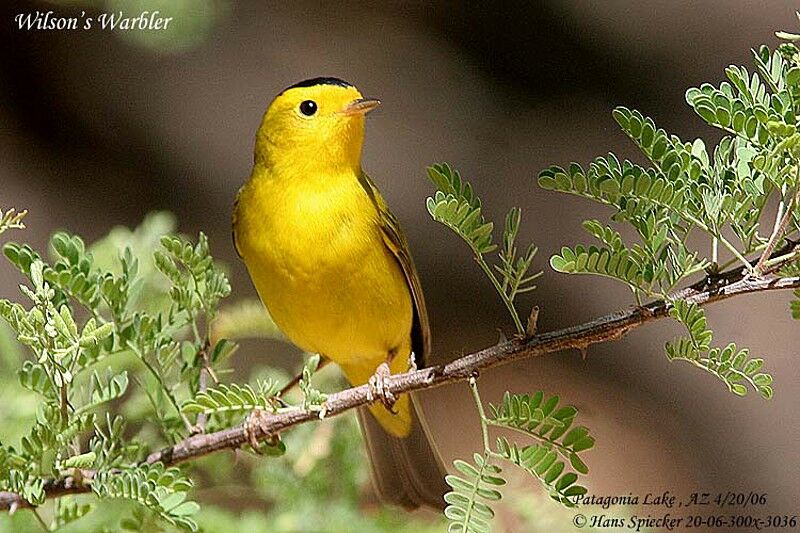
[2,0,799,525]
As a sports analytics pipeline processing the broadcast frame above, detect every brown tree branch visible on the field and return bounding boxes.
[1,262,799,512]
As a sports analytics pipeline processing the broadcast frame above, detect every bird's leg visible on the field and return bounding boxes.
[244,408,275,451]
[246,355,331,450]
[367,350,398,414]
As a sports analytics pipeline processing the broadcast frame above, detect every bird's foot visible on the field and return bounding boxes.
[367,362,397,414]
[408,351,418,372]
[244,408,273,451]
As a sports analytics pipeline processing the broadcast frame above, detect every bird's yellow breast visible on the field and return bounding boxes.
[234,167,414,381]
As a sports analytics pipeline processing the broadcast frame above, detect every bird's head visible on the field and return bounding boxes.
[254,77,380,174]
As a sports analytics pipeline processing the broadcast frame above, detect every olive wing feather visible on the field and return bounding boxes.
[358,172,431,367]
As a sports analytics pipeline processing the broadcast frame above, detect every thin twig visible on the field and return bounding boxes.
[133,347,194,433]
[1,262,799,511]
[773,184,788,237]
[755,185,800,274]
[195,338,212,433]
[469,377,491,451]
[30,507,49,531]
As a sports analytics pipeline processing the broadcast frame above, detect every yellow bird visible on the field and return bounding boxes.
[232,77,447,509]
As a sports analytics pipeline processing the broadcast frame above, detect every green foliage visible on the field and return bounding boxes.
[427,163,496,255]
[686,53,798,150]
[777,12,800,42]
[75,369,129,415]
[50,497,92,531]
[427,163,541,334]
[0,215,223,529]
[549,233,699,297]
[0,213,449,532]
[444,453,504,533]
[299,354,328,410]
[540,43,800,290]
[211,299,284,343]
[1,469,45,507]
[445,382,595,533]
[487,392,591,508]
[155,233,231,320]
[666,299,713,351]
[118,506,148,531]
[92,463,199,532]
[434,31,800,533]
[538,35,800,396]
[88,413,142,471]
[497,208,540,304]
[540,149,717,298]
[181,380,279,415]
[244,408,443,532]
[495,439,587,507]
[488,392,594,481]
[666,301,774,399]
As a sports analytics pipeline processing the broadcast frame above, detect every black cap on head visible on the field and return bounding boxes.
[280,77,353,94]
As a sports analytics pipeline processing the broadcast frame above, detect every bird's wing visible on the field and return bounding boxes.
[358,172,431,366]
[231,186,244,259]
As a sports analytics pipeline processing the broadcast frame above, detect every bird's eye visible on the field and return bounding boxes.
[299,100,317,116]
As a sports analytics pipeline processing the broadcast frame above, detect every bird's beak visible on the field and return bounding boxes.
[341,98,381,116]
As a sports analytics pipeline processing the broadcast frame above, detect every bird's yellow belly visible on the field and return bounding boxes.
[238,183,413,381]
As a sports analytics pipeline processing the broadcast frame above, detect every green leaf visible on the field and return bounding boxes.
[667,301,774,399]
[496,438,587,508]
[299,354,328,410]
[444,454,504,533]
[182,380,279,415]
[427,163,540,333]
[487,391,593,507]
[18,361,54,397]
[92,463,199,532]
[75,370,129,415]
[63,451,97,469]
[51,497,93,530]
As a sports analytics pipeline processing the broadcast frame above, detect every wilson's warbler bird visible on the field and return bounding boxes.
[232,77,447,509]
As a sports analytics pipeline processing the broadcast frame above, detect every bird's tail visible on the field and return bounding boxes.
[356,395,448,511]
